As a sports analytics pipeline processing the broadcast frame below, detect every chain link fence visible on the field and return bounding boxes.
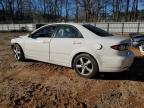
[0,22,144,35]
[86,22,144,35]
[0,24,35,32]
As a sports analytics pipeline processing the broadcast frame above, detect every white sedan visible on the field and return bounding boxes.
[11,23,134,78]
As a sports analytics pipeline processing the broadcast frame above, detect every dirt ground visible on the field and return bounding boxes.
[0,32,144,108]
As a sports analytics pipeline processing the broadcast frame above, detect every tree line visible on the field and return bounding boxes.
[0,0,144,23]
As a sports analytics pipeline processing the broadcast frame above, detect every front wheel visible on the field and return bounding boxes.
[12,44,25,61]
[73,54,99,78]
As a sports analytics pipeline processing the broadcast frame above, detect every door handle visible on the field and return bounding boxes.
[43,41,49,43]
[73,41,81,44]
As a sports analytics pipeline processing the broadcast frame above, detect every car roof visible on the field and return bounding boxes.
[33,22,83,32]
[32,22,99,39]
[44,22,82,27]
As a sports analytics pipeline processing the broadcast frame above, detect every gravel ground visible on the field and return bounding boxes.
[0,32,144,108]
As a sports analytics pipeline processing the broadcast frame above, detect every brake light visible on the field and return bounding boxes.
[111,44,128,51]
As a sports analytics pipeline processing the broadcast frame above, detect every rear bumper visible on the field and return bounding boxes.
[99,51,134,72]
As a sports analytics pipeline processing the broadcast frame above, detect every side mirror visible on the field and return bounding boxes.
[28,33,36,39]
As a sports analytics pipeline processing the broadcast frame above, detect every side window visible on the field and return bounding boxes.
[31,26,56,38]
[55,25,83,38]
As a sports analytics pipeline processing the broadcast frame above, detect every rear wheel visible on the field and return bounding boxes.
[12,44,25,61]
[73,54,99,78]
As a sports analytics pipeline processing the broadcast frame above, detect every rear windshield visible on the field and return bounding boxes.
[83,24,113,37]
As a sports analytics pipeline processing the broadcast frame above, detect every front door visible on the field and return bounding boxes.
[25,25,57,61]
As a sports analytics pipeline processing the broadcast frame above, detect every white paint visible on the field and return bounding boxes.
[11,23,134,72]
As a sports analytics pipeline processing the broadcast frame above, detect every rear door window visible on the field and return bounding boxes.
[55,25,83,38]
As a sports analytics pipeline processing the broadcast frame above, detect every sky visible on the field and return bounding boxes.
[0,0,144,16]
[61,0,144,17]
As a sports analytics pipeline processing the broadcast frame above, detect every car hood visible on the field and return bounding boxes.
[11,34,28,44]
[19,34,29,38]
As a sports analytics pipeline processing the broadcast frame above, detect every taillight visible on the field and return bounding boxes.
[111,44,128,51]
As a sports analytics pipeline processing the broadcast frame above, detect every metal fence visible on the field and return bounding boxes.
[0,24,35,32]
[86,22,144,34]
[0,22,144,34]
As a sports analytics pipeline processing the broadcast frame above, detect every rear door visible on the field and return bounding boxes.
[50,25,83,65]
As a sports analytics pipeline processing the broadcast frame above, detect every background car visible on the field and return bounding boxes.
[130,33,144,47]
[129,33,144,54]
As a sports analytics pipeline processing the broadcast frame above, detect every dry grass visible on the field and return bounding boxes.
[0,32,144,108]
[130,47,144,58]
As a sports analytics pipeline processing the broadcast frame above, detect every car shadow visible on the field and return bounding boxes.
[24,59,40,63]
[95,58,144,82]
[24,58,144,82]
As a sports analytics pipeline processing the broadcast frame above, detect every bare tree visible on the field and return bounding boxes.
[6,0,15,22]
[0,0,6,22]
[81,0,92,22]
[115,0,119,21]
[112,0,115,20]
[125,0,130,21]
[75,0,79,22]
[95,0,101,21]
[135,0,139,21]
[65,0,69,21]
[0,0,143,23]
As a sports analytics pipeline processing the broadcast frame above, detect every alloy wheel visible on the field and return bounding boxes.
[75,57,93,76]
[13,46,21,60]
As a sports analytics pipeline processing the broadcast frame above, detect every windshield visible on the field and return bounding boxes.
[83,24,113,37]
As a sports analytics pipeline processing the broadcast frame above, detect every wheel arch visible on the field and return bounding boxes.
[11,43,18,49]
[11,43,22,49]
[11,43,25,55]
[71,52,100,70]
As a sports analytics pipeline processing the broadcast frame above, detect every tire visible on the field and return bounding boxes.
[73,53,99,78]
[12,44,25,61]
[139,41,144,45]
[136,41,144,48]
